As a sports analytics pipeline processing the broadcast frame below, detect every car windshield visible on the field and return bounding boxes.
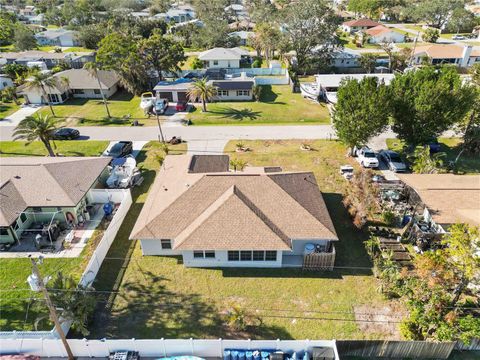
[110,143,124,153]
[364,152,376,158]
[390,154,402,162]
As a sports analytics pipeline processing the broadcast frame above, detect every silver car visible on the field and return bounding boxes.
[379,150,407,172]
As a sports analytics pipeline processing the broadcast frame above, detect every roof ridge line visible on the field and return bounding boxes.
[232,185,292,249]
[173,185,237,249]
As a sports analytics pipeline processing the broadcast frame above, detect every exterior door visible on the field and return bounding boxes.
[158,92,173,102]
[177,92,187,102]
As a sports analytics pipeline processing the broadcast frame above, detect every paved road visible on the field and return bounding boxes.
[0,124,396,154]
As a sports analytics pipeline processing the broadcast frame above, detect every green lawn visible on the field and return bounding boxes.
[0,140,109,157]
[181,55,198,70]
[39,91,150,126]
[339,35,382,50]
[91,140,399,340]
[386,137,480,174]
[0,102,21,120]
[187,85,331,125]
[0,141,187,332]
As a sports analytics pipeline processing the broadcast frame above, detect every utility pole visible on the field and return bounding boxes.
[156,114,165,143]
[30,257,74,360]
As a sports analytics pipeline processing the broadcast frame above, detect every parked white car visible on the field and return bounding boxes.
[357,147,379,168]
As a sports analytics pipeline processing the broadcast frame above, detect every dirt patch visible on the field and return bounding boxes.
[354,303,405,339]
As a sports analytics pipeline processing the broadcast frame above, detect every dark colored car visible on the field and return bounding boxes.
[52,128,80,140]
[428,139,442,153]
[379,150,408,172]
[155,98,169,115]
[106,141,133,158]
[175,101,188,112]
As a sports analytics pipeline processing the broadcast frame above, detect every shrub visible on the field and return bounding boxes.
[252,57,262,68]
[382,210,396,226]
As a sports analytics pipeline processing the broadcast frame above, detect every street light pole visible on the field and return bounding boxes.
[30,257,74,360]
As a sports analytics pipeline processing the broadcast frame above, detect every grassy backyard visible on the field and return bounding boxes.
[0,140,109,157]
[386,137,480,174]
[0,141,187,332]
[91,140,400,340]
[0,102,21,120]
[187,85,330,125]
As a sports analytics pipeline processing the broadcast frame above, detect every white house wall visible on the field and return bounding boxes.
[182,250,282,268]
[72,85,118,99]
[216,90,252,101]
[290,239,330,256]
[204,59,240,68]
[139,239,181,256]
[369,32,405,44]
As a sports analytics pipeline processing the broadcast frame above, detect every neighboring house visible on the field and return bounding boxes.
[154,78,193,102]
[0,157,110,245]
[225,3,248,20]
[153,7,196,23]
[228,31,254,46]
[0,74,14,90]
[19,69,120,105]
[35,28,81,47]
[153,75,255,102]
[329,49,361,68]
[412,44,480,67]
[0,51,95,69]
[228,19,256,31]
[364,25,405,43]
[342,19,381,33]
[397,174,480,233]
[212,79,254,101]
[130,155,338,268]
[198,47,250,69]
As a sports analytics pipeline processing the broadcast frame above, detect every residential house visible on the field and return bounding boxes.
[364,25,405,43]
[19,69,120,105]
[130,155,338,268]
[228,31,254,46]
[153,74,255,102]
[0,157,110,245]
[153,6,196,23]
[0,50,95,69]
[397,174,480,233]
[412,44,480,67]
[35,28,81,47]
[212,78,254,100]
[198,47,250,69]
[0,74,14,90]
[228,19,256,31]
[342,18,382,33]
[329,49,361,68]
[225,3,248,20]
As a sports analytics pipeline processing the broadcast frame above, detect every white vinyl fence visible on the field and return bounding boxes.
[0,338,340,359]
[80,189,132,287]
[0,189,132,340]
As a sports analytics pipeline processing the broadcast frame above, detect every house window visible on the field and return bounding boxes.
[236,90,250,96]
[73,89,85,94]
[228,251,239,261]
[205,251,215,258]
[265,251,277,261]
[213,60,219,66]
[218,90,229,96]
[20,213,27,223]
[48,94,60,103]
[0,228,9,236]
[161,239,172,249]
[240,251,252,261]
[253,251,264,261]
[94,89,101,94]
[193,251,204,258]
[193,250,215,258]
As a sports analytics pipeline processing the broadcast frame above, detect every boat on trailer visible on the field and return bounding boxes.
[300,82,323,102]
[140,92,154,111]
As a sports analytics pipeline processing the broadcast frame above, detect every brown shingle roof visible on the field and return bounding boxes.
[0,157,110,226]
[413,44,464,59]
[365,25,393,36]
[130,155,338,251]
[397,174,480,226]
[343,19,381,28]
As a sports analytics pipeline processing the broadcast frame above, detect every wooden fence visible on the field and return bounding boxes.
[303,245,335,271]
[336,340,456,359]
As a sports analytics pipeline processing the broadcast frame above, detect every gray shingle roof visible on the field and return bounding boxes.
[53,69,120,90]
[198,47,249,61]
[188,155,229,173]
[213,80,254,90]
[0,157,110,226]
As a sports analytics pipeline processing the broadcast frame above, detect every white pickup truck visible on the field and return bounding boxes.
[357,147,379,168]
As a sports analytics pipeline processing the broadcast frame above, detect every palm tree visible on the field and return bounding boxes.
[13,114,59,157]
[187,78,217,112]
[25,72,57,116]
[59,76,71,99]
[83,61,111,118]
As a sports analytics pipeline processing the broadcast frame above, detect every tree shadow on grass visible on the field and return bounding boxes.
[93,270,293,339]
[209,107,261,121]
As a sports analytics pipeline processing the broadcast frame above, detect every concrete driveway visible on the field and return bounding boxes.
[0,105,42,127]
